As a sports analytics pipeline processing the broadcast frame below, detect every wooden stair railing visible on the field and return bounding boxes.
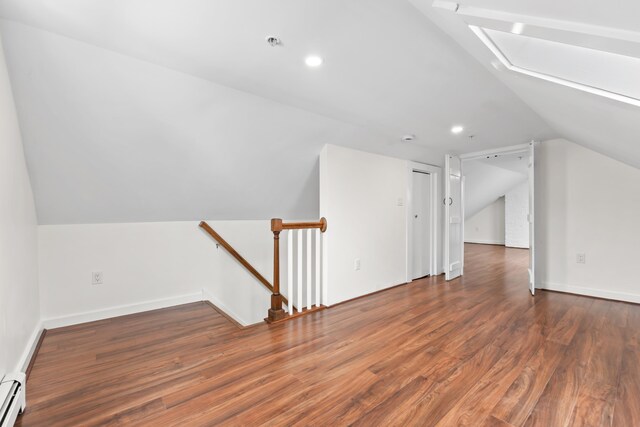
[199,221,288,307]
[268,218,327,323]
[199,218,327,323]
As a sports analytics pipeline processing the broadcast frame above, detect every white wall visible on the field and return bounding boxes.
[505,181,529,248]
[0,34,40,374]
[536,138,640,303]
[29,138,640,337]
[38,221,276,327]
[38,144,442,327]
[320,145,417,305]
[464,197,505,245]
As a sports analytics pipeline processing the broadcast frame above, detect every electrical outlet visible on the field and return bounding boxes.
[92,271,103,285]
[576,254,586,264]
[354,259,361,271]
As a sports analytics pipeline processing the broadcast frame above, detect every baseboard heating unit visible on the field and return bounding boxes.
[0,373,25,427]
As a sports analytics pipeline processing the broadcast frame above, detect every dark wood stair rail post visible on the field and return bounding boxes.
[268,219,286,322]
[268,217,328,323]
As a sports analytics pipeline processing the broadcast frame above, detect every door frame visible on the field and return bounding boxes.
[459,143,530,161]
[406,162,441,283]
[460,142,537,291]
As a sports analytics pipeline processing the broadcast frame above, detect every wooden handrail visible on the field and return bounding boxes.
[271,217,327,233]
[199,221,288,306]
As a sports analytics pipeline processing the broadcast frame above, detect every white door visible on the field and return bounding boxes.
[444,155,463,281]
[528,143,536,295]
[412,171,431,279]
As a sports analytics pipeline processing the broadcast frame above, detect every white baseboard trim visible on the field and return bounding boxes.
[539,282,640,304]
[464,239,505,245]
[505,243,529,249]
[201,288,251,326]
[16,321,44,373]
[42,293,203,329]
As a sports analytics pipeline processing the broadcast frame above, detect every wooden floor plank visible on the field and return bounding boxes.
[522,294,601,427]
[16,244,640,426]
[612,348,640,427]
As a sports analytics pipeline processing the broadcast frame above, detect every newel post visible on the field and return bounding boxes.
[268,218,286,322]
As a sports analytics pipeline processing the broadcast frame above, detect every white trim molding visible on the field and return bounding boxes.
[16,322,44,373]
[465,239,505,246]
[539,282,640,304]
[42,293,203,329]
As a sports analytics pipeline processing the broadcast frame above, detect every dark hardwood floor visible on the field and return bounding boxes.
[19,244,640,426]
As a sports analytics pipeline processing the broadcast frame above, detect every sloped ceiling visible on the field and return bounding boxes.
[412,0,640,170]
[464,152,528,219]
[0,0,556,224]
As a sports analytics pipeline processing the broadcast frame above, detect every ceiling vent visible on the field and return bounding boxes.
[265,36,281,47]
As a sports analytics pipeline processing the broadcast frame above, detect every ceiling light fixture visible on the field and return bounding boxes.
[305,55,323,67]
[401,134,416,143]
[451,125,464,134]
[511,22,525,35]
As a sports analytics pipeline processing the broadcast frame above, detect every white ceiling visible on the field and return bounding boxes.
[413,0,640,170]
[0,0,591,224]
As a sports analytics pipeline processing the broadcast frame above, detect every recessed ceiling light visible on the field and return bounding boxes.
[401,134,416,143]
[451,125,464,134]
[511,22,525,35]
[305,56,323,67]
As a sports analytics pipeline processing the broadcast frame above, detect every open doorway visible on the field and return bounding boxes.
[461,143,535,294]
[444,143,535,295]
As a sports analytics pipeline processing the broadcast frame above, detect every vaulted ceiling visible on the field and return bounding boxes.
[464,152,528,219]
[412,0,640,170]
[0,0,636,224]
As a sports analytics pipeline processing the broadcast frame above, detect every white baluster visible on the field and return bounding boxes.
[297,229,303,312]
[287,230,293,315]
[321,231,327,306]
[307,229,312,310]
[315,228,320,307]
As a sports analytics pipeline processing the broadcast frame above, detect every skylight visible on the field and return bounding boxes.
[470,26,640,106]
[432,1,640,107]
